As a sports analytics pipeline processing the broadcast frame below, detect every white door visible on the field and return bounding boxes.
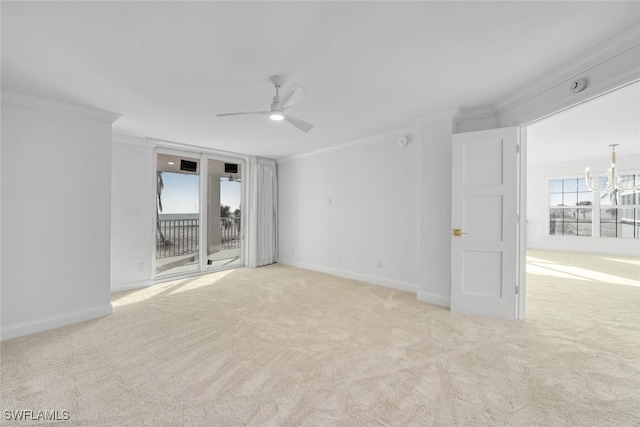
[451,127,520,320]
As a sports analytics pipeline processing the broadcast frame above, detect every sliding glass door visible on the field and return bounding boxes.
[206,159,243,269]
[154,150,245,279]
[155,153,201,277]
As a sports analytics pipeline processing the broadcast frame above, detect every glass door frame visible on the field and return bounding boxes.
[152,146,247,281]
[200,154,247,272]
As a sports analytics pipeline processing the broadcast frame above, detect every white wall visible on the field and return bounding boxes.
[527,155,640,256]
[417,117,457,307]
[277,37,640,310]
[1,95,118,340]
[278,132,421,292]
[111,139,154,291]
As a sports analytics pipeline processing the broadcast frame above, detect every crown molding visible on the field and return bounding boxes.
[455,105,497,124]
[112,134,154,148]
[412,107,462,126]
[1,89,121,124]
[144,136,252,161]
[493,24,640,115]
[277,126,419,164]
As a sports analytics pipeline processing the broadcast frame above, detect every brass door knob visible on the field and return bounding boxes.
[452,229,468,237]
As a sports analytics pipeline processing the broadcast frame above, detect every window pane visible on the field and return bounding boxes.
[600,208,617,223]
[599,191,616,206]
[600,223,617,238]
[620,207,634,222]
[616,208,636,238]
[549,194,564,207]
[577,223,592,236]
[549,179,563,193]
[563,208,577,221]
[619,191,638,206]
[577,178,590,192]
[563,178,578,193]
[577,209,592,222]
[620,222,635,239]
[563,223,577,236]
[550,208,563,219]
[576,192,592,206]
[618,175,636,189]
[549,220,562,235]
[563,192,577,206]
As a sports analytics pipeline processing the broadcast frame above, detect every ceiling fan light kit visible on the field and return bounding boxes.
[217,75,314,133]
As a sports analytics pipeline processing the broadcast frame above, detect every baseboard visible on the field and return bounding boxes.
[277,259,418,293]
[1,304,113,341]
[111,279,153,294]
[526,243,640,257]
[417,291,451,308]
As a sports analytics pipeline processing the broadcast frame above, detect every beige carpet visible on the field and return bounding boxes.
[2,251,639,426]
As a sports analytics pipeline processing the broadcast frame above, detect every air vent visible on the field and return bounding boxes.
[225,163,238,174]
[180,159,197,172]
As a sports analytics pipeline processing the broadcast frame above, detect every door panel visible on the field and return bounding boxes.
[155,153,201,277]
[451,127,519,320]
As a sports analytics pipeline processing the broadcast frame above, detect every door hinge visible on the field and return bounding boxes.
[515,285,520,295]
[516,144,520,153]
[516,214,520,224]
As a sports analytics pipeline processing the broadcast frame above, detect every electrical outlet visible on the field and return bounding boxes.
[137,263,144,271]
[376,260,382,269]
[338,254,343,264]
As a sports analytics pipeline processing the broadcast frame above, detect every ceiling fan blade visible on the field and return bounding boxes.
[278,83,306,110]
[217,111,270,117]
[284,115,314,133]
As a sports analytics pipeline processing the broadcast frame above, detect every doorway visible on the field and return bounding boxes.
[206,158,243,269]
[155,153,201,277]
[525,81,640,316]
[154,151,245,279]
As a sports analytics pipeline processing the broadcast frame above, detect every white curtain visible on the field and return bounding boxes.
[247,157,278,267]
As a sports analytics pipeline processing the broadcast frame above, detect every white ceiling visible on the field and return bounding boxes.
[527,81,640,166]
[2,2,640,159]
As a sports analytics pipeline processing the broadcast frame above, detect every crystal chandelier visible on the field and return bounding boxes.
[585,144,640,192]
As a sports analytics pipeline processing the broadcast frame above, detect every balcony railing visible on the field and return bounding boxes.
[156,217,241,259]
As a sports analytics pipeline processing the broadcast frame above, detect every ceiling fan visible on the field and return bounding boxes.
[217,75,314,133]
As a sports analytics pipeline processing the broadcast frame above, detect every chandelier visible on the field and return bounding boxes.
[585,144,640,192]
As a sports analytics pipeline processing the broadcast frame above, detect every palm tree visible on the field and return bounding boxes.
[157,172,169,247]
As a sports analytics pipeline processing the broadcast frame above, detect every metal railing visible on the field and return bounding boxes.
[220,217,242,250]
[156,217,241,259]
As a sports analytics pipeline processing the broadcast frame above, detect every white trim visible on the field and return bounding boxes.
[413,107,462,126]
[277,126,418,164]
[494,24,640,115]
[199,153,209,272]
[1,304,113,341]
[277,258,418,294]
[517,127,528,320]
[416,291,450,308]
[1,90,121,124]
[145,137,252,161]
[455,105,497,124]
[113,134,155,148]
[506,74,640,130]
[527,242,640,257]
[111,280,153,294]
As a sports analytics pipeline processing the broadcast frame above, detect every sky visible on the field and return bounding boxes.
[160,172,241,214]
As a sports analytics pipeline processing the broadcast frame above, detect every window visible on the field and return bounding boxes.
[549,178,593,236]
[549,174,639,239]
